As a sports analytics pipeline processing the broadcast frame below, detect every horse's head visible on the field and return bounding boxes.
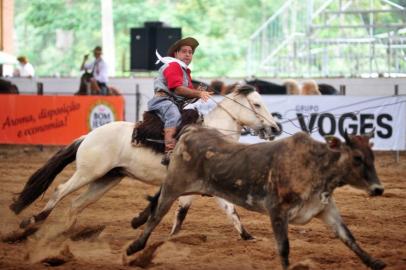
[225,85,280,140]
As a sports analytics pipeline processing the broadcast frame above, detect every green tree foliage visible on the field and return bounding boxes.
[15,0,101,76]
[14,0,282,77]
[15,0,402,77]
[171,0,282,76]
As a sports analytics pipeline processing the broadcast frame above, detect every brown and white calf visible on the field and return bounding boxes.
[127,125,386,270]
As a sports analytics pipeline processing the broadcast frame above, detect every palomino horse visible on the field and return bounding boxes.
[10,85,280,240]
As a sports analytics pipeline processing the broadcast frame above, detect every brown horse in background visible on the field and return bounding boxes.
[0,78,19,94]
[75,72,121,96]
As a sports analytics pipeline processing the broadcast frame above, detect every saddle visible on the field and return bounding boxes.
[131,109,201,153]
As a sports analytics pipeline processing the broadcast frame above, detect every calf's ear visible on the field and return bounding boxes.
[324,135,342,150]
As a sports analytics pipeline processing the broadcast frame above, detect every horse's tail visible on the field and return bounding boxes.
[9,136,86,214]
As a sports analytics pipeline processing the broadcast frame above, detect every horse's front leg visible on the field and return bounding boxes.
[215,198,253,240]
[318,200,386,270]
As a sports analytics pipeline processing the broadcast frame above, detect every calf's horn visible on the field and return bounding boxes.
[364,127,375,139]
[343,129,352,145]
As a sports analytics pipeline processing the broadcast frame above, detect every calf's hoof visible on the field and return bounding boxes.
[370,259,386,270]
[126,240,146,256]
[240,229,254,241]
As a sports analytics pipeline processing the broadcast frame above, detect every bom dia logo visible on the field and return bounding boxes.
[88,101,118,131]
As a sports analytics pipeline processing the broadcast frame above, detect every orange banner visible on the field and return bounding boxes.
[0,95,124,145]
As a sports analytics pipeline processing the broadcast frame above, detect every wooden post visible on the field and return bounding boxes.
[36,82,44,95]
[394,84,399,163]
[36,81,44,151]
[86,82,91,95]
[135,84,140,122]
[339,85,346,95]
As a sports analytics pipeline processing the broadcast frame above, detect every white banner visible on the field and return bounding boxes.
[191,95,406,150]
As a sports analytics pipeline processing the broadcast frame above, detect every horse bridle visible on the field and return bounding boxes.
[207,92,271,136]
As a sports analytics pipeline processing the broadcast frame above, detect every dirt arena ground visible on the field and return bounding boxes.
[0,145,405,270]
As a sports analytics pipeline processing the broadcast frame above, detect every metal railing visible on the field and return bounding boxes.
[247,0,406,77]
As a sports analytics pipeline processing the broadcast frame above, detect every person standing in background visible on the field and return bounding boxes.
[13,56,35,78]
[80,46,109,95]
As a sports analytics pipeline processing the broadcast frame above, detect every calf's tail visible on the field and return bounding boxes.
[9,137,85,214]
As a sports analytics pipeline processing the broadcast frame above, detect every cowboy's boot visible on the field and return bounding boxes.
[161,127,177,166]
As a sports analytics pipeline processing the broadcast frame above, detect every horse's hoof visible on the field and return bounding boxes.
[126,240,146,256]
[240,229,254,241]
[19,217,33,229]
[1,227,39,243]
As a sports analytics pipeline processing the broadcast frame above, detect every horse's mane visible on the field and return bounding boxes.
[132,109,200,153]
[236,84,256,96]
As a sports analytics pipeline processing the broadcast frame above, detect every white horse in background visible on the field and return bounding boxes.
[10,85,280,240]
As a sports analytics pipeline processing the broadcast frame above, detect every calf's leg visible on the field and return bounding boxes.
[126,187,178,256]
[318,201,386,270]
[269,207,290,270]
[131,189,162,230]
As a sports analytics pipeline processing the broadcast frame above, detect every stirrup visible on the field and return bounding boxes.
[161,151,173,166]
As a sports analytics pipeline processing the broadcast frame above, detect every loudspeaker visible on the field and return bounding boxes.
[130,28,149,70]
[155,28,182,57]
[130,22,181,71]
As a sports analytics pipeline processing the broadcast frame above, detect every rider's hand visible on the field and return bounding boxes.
[199,91,213,102]
[197,84,207,92]
[83,54,89,61]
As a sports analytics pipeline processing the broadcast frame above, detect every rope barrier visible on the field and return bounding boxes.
[141,86,406,141]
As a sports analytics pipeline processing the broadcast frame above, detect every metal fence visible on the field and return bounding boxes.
[247,0,406,77]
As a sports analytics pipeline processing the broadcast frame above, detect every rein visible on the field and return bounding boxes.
[208,96,244,127]
[206,88,267,130]
[205,85,272,126]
